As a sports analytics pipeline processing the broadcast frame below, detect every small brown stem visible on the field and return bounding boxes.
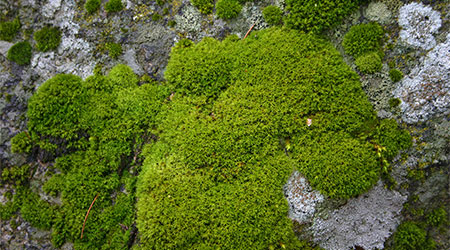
[81,193,99,239]
[244,23,255,40]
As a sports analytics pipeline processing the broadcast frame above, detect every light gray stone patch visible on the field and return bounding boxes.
[284,171,324,223]
[124,49,144,75]
[394,34,450,124]
[398,2,441,50]
[42,0,62,19]
[0,41,13,58]
[365,2,391,24]
[174,4,203,34]
[310,181,407,250]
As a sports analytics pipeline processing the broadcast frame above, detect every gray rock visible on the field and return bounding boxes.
[394,34,450,124]
[365,2,392,24]
[0,41,13,58]
[284,171,324,224]
[309,181,407,250]
[398,2,441,50]
[42,0,62,19]
[123,49,144,75]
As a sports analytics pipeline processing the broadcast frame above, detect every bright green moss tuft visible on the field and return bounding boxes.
[393,222,436,250]
[190,0,214,14]
[372,119,411,161]
[136,27,410,248]
[1,165,31,186]
[216,0,242,20]
[105,0,123,12]
[426,207,448,228]
[21,64,169,248]
[11,131,32,153]
[0,17,20,42]
[343,22,384,58]
[34,26,61,52]
[7,41,32,65]
[106,42,122,59]
[27,74,86,142]
[285,0,363,33]
[85,0,101,14]
[263,5,283,26]
[389,68,404,82]
[355,52,383,74]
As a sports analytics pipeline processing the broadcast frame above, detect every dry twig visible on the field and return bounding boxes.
[81,193,99,239]
[244,23,255,40]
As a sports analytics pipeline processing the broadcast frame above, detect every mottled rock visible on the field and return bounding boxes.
[309,181,407,250]
[284,171,324,223]
[365,2,391,24]
[0,41,13,57]
[398,2,441,50]
[42,0,62,19]
[394,34,450,124]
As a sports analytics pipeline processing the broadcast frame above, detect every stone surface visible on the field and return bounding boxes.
[0,41,13,57]
[309,181,407,250]
[284,171,324,224]
[365,2,392,24]
[398,2,441,50]
[394,34,450,124]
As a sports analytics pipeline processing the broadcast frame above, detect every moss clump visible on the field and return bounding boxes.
[22,64,169,248]
[389,68,404,82]
[136,27,410,249]
[0,17,20,42]
[1,165,31,186]
[11,131,32,154]
[85,0,101,14]
[343,22,384,58]
[389,98,401,108]
[105,0,123,12]
[7,41,32,65]
[263,5,283,26]
[371,119,411,161]
[426,207,448,227]
[285,0,363,33]
[27,74,87,143]
[34,26,61,52]
[106,42,122,59]
[191,0,214,14]
[355,51,382,74]
[393,222,436,250]
[152,13,162,21]
[216,0,242,20]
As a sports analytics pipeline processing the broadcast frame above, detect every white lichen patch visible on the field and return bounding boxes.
[394,34,450,124]
[311,181,407,250]
[398,2,441,50]
[284,171,324,223]
[365,2,391,24]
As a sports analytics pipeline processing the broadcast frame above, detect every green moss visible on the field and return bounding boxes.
[168,20,176,28]
[343,22,384,58]
[426,207,448,228]
[285,0,363,33]
[34,26,61,52]
[393,222,436,250]
[163,8,169,15]
[7,41,32,65]
[27,74,87,142]
[1,164,30,186]
[19,189,54,230]
[106,42,122,59]
[389,98,401,108]
[85,0,101,14]
[105,0,123,12]
[11,131,32,153]
[191,0,214,14]
[0,17,20,42]
[389,68,404,82]
[152,13,162,21]
[216,0,242,20]
[355,52,382,74]
[135,27,408,248]
[263,5,283,26]
[372,119,411,161]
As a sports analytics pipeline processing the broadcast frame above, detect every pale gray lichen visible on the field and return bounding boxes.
[365,2,391,24]
[284,171,324,224]
[398,2,441,50]
[310,181,407,250]
[393,34,450,124]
